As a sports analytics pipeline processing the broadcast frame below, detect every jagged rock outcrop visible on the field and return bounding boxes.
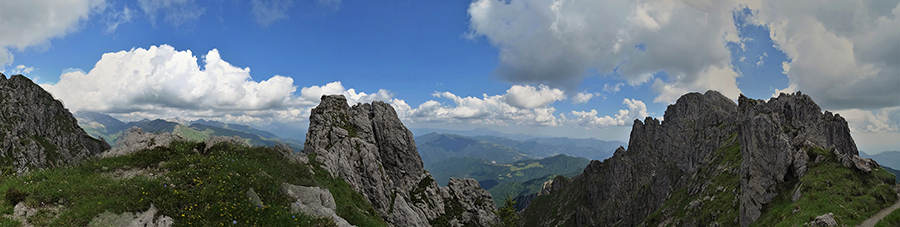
[521,91,870,227]
[88,204,174,227]
[0,73,110,173]
[99,127,180,158]
[738,92,860,226]
[304,95,497,226]
[522,91,739,226]
[281,183,354,227]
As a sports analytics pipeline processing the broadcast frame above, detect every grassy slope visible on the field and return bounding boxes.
[0,140,386,226]
[751,146,897,226]
[875,209,900,227]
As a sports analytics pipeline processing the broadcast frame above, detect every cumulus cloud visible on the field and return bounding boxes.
[390,86,647,128]
[251,0,294,26]
[572,91,600,104]
[41,45,391,125]
[503,84,566,109]
[0,0,105,66]
[468,0,899,108]
[603,83,624,93]
[138,0,205,27]
[751,0,900,110]
[837,107,900,133]
[467,0,742,100]
[567,98,649,128]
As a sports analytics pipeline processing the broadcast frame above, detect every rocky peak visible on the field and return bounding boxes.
[521,90,873,227]
[0,73,111,173]
[304,95,496,226]
[738,92,860,226]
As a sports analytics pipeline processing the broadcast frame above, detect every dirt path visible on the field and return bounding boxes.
[859,193,900,227]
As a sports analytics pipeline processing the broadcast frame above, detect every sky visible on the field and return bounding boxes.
[0,0,898,153]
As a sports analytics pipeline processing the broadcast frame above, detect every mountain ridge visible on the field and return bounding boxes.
[520,91,896,227]
[0,73,110,173]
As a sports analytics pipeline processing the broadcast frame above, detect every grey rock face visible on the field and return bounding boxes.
[804,213,837,226]
[443,178,498,227]
[281,183,353,227]
[738,92,859,226]
[99,127,180,158]
[521,91,863,227]
[203,135,247,151]
[88,204,174,227]
[0,73,111,173]
[304,95,497,226]
[523,91,740,226]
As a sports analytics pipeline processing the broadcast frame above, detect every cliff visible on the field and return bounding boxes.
[0,73,110,174]
[521,91,896,227]
[304,95,497,226]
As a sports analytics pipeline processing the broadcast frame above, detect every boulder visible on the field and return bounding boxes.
[281,183,353,227]
[804,213,837,226]
[99,127,180,158]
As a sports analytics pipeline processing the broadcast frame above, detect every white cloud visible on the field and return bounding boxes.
[603,83,624,93]
[572,91,600,104]
[755,52,767,67]
[750,0,900,110]
[651,64,742,103]
[41,45,391,125]
[318,0,342,11]
[10,65,35,75]
[390,86,649,129]
[0,0,105,66]
[138,0,205,27]
[503,84,566,109]
[568,98,649,128]
[467,0,742,99]
[837,107,900,133]
[104,6,133,34]
[251,0,294,26]
[468,0,900,110]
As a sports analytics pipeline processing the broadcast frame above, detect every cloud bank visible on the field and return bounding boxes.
[466,0,899,111]
[41,45,391,125]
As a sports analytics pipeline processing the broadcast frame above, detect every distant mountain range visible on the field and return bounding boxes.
[426,154,590,206]
[74,111,303,151]
[415,132,625,167]
[860,150,900,170]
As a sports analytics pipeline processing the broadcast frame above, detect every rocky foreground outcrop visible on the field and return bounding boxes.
[304,95,497,226]
[0,73,110,173]
[521,91,877,227]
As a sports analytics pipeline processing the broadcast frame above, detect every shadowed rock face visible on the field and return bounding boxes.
[304,95,497,227]
[0,73,110,173]
[520,90,862,227]
[738,92,858,226]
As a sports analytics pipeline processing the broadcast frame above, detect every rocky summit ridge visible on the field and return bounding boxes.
[0,73,110,174]
[304,95,497,227]
[520,90,891,227]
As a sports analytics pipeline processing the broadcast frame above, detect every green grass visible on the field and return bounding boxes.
[0,140,385,226]
[751,146,897,226]
[875,208,900,227]
[0,217,20,227]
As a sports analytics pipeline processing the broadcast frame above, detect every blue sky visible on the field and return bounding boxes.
[1,0,898,153]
